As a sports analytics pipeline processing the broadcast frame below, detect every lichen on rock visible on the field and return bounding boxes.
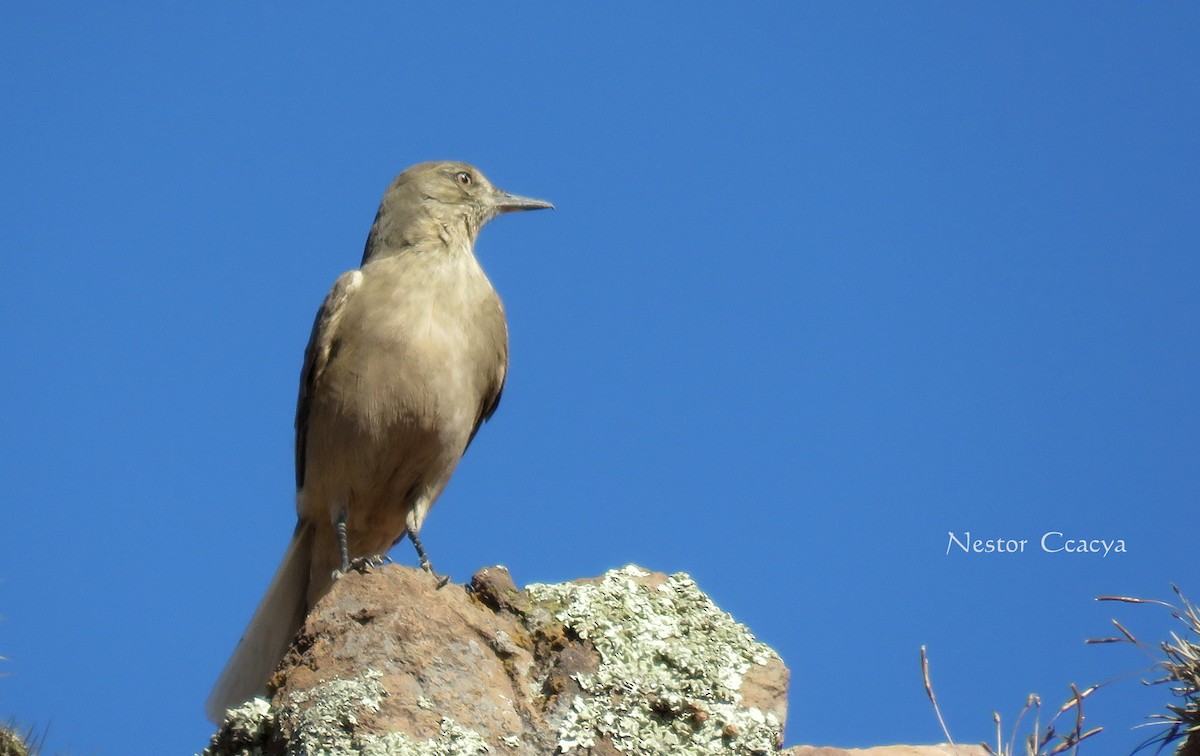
[205,670,494,756]
[202,697,273,755]
[203,564,790,755]
[527,565,784,754]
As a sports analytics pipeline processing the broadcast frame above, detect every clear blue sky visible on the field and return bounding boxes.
[2,4,1197,754]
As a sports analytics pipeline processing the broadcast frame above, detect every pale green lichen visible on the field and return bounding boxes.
[282,670,386,752]
[201,697,273,756]
[359,718,492,755]
[499,734,523,749]
[282,670,493,755]
[527,565,782,755]
[205,670,493,755]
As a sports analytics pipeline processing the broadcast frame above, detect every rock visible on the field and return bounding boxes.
[203,564,990,755]
[786,747,990,756]
[205,564,789,755]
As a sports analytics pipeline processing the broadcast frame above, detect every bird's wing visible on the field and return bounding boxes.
[466,298,509,449]
[295,269,363,489]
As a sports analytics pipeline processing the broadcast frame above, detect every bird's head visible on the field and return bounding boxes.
[363,161,552,262]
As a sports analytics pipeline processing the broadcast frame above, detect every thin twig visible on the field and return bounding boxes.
[921,645,959,753]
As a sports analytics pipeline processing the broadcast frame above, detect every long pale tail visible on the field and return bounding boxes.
[205,522,313,723]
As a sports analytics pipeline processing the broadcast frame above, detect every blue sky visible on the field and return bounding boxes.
[2,4,1198,754]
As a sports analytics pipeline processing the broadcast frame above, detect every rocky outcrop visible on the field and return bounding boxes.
[786,747,989,755]
[205,564,788,755]
[204,563,985,755]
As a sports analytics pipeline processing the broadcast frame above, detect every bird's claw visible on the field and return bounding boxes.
[351,554,389,572]
[330,554,389,583]
[428,567,451,589]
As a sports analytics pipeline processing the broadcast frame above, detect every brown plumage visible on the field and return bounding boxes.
[206,161,552,722]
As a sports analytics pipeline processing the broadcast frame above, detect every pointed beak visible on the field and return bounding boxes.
[492,188,554,214]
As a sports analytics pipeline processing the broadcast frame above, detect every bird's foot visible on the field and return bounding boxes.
[409,530,450,588]
[330,554,389,583]
[350,554,389,572]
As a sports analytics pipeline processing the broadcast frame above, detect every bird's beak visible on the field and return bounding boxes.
[492,189,554,214]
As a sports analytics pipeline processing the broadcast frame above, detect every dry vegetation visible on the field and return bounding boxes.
[1090,586,1200,755]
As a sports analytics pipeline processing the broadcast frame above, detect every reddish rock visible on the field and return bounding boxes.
[205,564,989,756]
[787,747,989,756]
[207,564,789,754]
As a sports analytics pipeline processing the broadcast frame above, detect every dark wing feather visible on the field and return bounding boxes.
[465,299,509,450]
[294,270,362,489]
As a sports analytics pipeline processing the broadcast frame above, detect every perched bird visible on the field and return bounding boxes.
[205,161,552,723]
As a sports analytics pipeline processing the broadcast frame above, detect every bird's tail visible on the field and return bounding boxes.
[205,522,313,724]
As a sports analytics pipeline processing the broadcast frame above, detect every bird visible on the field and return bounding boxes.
[205,161,552,723]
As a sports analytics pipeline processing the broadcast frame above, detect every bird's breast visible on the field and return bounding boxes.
[320,251,505,437]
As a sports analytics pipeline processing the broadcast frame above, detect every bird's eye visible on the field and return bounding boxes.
[455,172,473,186]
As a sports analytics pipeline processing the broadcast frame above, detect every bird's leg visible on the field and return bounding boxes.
[408,530,450,588]
[408,528,432,571]
[335,506,351,573]
[330,507,388,579]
